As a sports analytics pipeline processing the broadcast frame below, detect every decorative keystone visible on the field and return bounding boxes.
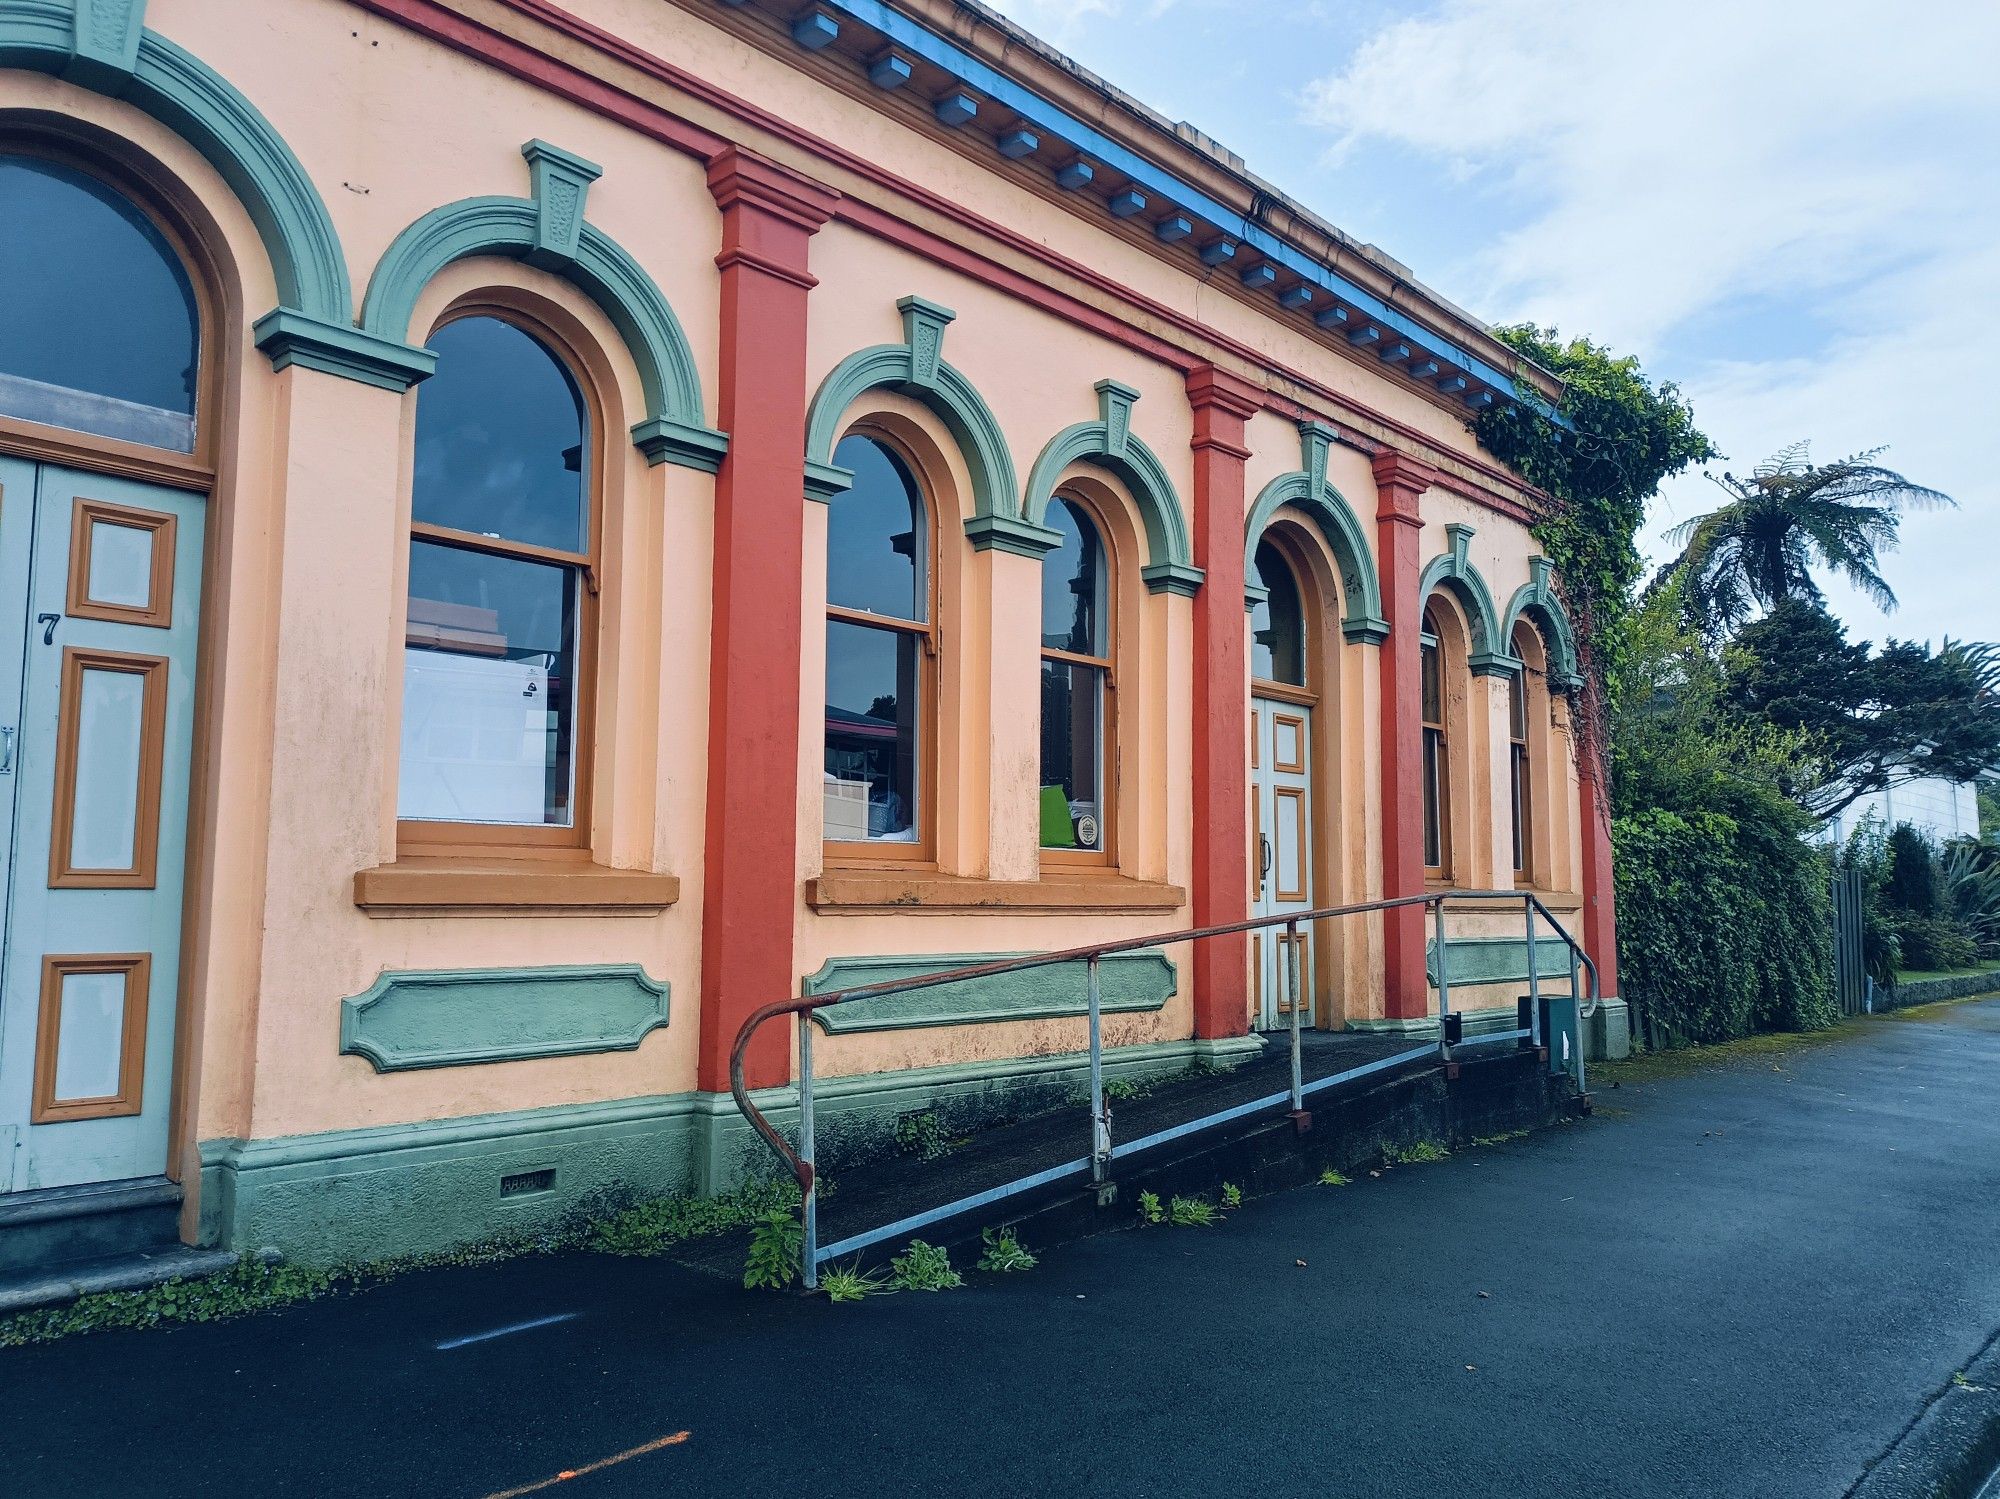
[1299,420,1334,499]
[897,295,956,391]
[66,0,145,92]
[1446,522,1475,575]
[521,140,603,270]
[1096,379,1139,459]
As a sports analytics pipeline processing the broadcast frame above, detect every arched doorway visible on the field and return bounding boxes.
[1248,537,1315,1030]
[0,148,211,1192]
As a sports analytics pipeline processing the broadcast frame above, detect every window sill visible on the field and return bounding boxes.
[807,870,1186,915]
[354,858,680,918]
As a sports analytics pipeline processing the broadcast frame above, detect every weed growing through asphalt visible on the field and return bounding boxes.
[1470,1129,1530,1147]
[1168,1194,1220,1226]
[819,1262,888,1304]
[1384,1140,1450,1165]
[976,1227,1037,1273]
[889,1239,962,1291]
[743,1209,803,1290]
[1137,1190,1165,1225]
[1103,1077,1149,1103]
[1318,1168,1352,1187]
[893,1110,963,1162]
[1220,1182,1243,1210]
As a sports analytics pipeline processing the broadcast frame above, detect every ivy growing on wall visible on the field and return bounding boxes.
[1474,325,1715,758]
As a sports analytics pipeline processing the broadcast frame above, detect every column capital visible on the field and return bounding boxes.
[705,146,840,231]
[1371,448,1441,526]
[1185,364,1264,420]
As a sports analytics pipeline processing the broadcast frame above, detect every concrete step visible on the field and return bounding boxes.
[0,1176,183,1275]
[0,1244,242,1316]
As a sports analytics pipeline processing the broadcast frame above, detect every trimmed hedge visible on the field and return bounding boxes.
[1614,808,1837,1045]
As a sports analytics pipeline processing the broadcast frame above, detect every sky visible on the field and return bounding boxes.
[983,0,1999,649]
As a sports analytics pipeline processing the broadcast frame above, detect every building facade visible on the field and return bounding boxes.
[0,0,1619,1265]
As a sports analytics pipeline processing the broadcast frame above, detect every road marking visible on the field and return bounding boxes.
[479,1432,691,1498]
[434,1312,580,1351]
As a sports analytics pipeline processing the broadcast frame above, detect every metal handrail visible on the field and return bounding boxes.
[728,887,1600,1286]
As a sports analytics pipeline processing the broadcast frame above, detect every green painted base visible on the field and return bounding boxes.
[1585,997,1631,1062]
[197,1035,1265,1264]
[1345,1007,1520,1042]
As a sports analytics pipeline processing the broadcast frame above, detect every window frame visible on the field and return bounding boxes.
[1039,491,1119,871]
[1508,657,1532,884]
[395,300,605,859]
[821,428,941,866]
[1420,605,1451,880]
[1249,536,1316,706]
[0,134,222,488]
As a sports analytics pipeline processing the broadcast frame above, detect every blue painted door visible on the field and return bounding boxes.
[0,459,204,1191]
[1251,696,1316,1031]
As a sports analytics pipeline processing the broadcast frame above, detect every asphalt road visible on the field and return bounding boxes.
[8,997,2000,1499]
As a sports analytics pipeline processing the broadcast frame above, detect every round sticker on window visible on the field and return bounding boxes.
[1076,813,1100,849]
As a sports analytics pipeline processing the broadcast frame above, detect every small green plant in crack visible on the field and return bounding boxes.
[1471,1129,1530,1147]
[1220,1182,1243,1210]
[1317,1168,1352,1187]
[742,1209,803,1290]
[1168,1194,1219,1227]
[893,1110,963,1162]
[819,1261,888,1304]
[1137,1190,1165,1225]
[976,1226,1037,1273]
[1384,1140,1450,1166]
[1103,1077,1149,1103]
[889,1239,962,1291]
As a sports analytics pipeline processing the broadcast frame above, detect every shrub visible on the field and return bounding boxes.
[1614,806,1836,1044]
[1892,913,1980,975]
[1887,823,1942,914]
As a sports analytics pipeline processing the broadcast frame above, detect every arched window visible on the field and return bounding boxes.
[0,154,200,452]
[1508,640,1532,881]
[1249,540,1306,688]
[823,434,932,851]
[1421,605,1450,876]
[398,314,594,844]
[1040,497,1113,859]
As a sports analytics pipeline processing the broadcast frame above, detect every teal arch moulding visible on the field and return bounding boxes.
[1418,523,1516,675]
[360,140,727,472]
[0,0,429,385]
[1244,420,1387,644]
[340,964,671,1072]
[1022,380,1202,595]
[804,296,1026,539]
[1501,557,1584,691]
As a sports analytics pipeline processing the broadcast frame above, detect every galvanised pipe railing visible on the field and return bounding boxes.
[729,888,1600,1288]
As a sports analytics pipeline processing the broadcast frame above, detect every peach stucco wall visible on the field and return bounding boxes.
[3,0,1581,1201]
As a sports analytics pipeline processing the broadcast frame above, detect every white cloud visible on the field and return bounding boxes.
[1300,0,2000,644]
[981,0,1172,47]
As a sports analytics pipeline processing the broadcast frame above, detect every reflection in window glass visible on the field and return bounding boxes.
[827,436,924,620]
[1041,498,1111,852]
[1509,634,1533,877]
[400,316,589,830]
[1250,540,1306,686]
[1421,607,1448,872]
[411,318,587,553]
[824,619,921,842]
[1041,499,1104,654]
[823,436,931,846]
[0,155,199,451]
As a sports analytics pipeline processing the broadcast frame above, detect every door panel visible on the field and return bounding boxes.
[1250,697,1314,1030]
[0,464,203,1191]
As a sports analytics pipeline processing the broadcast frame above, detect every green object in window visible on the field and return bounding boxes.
[1040,785,1076,848]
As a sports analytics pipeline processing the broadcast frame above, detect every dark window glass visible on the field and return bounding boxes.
[0,155,199,451]
[1422,608,1447,870]
[1249,540,1306,686]
[827,435,925,621]
[824,619,921,843]
[400,540,580,827]
[1041,499,1105,654]
[1039,660,1106,850]
[401,317,589,830]
[1509,654,1531,876]
[412,317,587,553]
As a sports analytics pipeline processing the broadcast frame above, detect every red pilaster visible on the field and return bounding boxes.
[1578,738,1622,998]
[699,148,839,1093]
[1372,450,1439,1021]
[1187,366,1263,1040]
